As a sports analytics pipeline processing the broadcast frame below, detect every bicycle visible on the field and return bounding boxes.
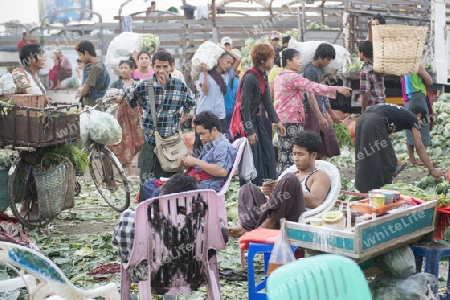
[7,98,130,228]
[77,97,130,213]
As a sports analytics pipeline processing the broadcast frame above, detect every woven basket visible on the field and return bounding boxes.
[32,154,75,219]
[0,169,9,211]
[372,25,428,76]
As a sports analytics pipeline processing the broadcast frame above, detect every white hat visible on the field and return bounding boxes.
[221,36,233,46]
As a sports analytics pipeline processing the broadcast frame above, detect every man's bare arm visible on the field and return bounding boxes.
[303,171,331,209]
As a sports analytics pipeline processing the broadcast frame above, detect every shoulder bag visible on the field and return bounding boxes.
[147,79,188,172]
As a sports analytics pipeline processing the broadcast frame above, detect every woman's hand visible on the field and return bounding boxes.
[200,63,208,73]
[247,133,257,146]
[276,122,286,136]
[337,86,352,97]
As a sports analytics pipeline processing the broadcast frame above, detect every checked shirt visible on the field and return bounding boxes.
[360,61,385,106]
[124,76,195,144]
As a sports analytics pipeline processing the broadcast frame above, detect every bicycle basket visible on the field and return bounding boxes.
[0,169,9,211]
[32,154,75,219]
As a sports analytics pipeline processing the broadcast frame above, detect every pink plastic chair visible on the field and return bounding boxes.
[217,137,247,226]
[120,189,225,300]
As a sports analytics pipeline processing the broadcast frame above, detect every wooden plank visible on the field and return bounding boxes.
[114,16,184,21]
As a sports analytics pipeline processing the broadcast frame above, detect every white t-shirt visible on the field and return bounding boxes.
[24,70,46,95]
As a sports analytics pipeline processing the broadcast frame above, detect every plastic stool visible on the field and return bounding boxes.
[247,242,298,300]
[411,242,450,295]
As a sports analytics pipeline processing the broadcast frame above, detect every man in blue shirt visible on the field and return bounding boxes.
[180,110,237,192]
[142,110,237,199]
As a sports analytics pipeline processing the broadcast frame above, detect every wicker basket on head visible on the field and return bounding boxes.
[372,24,428,76]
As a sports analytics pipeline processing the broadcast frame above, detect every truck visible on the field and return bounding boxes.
[306,0,450,112]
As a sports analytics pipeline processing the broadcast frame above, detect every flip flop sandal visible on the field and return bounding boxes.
[22,212,41,222]
[393,163,407,178]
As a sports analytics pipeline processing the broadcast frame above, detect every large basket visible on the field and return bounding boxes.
[0,169,9,211]
[372,25,428,76]
[32,154,75,219]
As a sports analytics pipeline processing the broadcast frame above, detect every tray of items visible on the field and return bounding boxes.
[0,97,80,147]
[285,195,437,262]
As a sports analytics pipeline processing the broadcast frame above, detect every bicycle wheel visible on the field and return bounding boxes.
[88,144,130,212]
[8,159,52,229]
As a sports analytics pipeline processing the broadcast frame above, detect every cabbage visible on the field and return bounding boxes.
[374,246,416,278]
[82,110,122,146]
[371,272,437,300]
[141,34,160,53]
[0,149,12,170]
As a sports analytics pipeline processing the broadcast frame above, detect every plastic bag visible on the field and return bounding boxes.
[0,73,17,95]
[85,110,122,146]
[267,222,296,275]
[105,32,143,75]
[191,41,225,80]
[288,39,350,75]
[78,111,90,149]
[371,272,437,300]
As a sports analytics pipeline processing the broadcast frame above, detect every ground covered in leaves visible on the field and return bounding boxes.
[8,115,450,298]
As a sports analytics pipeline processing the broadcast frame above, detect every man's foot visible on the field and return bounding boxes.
[229,224,248,239]
[408,159,424,165]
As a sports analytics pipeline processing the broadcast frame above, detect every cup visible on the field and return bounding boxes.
[382,191,395,205]
[373,194,385,208]
[393,192,401,202]
[368,192,374,206]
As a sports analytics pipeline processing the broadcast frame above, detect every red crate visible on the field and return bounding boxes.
[434,213,450,240]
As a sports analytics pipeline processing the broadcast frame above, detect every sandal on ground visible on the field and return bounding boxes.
[22,212,40,222]
[393,163,407,178]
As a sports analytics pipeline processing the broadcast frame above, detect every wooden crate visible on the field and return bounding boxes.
[285,200,437,263]
[0,105,80,147]
[0,94,46,117]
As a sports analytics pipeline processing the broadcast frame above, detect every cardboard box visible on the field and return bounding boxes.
[0,94,46,117]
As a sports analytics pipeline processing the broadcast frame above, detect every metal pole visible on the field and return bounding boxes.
[40,8,105,59]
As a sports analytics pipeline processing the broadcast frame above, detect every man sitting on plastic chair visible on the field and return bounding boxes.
[141,110,237,200]
[229,131,331,238]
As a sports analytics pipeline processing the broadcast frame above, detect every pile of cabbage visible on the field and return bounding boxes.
[429,93,450,157]
[0,149,12,170]
[240,29,299,71]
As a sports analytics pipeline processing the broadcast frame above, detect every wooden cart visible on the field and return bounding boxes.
[285,200,437,263]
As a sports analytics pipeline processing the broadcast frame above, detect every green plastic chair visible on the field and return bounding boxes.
[266,254,372,300]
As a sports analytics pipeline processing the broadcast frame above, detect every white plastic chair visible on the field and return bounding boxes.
[0,242,120,300]
[216,137,248,226]
[278,160,341,223]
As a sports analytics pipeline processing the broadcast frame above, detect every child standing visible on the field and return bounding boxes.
[358,40,385,113]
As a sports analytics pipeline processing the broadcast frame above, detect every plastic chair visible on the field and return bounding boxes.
[217,137,248,225]
[0,241,120,300]
[266,254,371,300]
[279,160,341,223]
[120,189,225,300]
[412,241,450,295]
